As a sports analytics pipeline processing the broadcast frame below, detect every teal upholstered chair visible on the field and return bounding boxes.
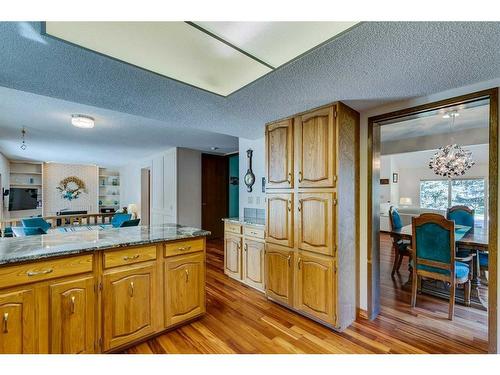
[11,226,46,237]
[411,213,473,320]
[120,218,140,227]
[21,217,51,233]
[111,213,132,228]
[389,206,412,276]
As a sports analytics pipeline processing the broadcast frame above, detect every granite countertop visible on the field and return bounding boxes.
[223,217,265,227]
[0,224,210,266]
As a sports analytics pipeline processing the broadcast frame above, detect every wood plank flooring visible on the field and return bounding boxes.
[123,236,488,354]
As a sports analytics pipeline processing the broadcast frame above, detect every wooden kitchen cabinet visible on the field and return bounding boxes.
[296,252,335,324]
[102,263,157,351]
[266,193,294,248]
[266,118,294,189]
[297,192,336,256]
[296,106,336,188]
[224,235,242,279]
[243,239,265,291]
[265,244,294,306]
[0,288,35,354]
[49,276,95,354]
[164,252,205,327]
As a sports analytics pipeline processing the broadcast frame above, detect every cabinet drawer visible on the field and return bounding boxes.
[104,245,157,269]
[0,255,93,289]
[224,222,242,235]
[243,226,265,239]
[164,238,204,257]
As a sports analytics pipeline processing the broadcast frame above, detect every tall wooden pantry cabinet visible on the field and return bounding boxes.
[265,102,359,330]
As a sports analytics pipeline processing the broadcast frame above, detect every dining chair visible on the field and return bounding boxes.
[21,217,51,232]
[11,226,46,237]
[388,206,412,276]
[119,218,141,227]
[411,213,473,320]
[111,213,132,228]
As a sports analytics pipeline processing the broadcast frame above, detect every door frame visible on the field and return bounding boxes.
[367,88,498,353]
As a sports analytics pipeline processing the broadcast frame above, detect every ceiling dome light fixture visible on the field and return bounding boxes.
[429,110,474,178]
[71,114,95,129]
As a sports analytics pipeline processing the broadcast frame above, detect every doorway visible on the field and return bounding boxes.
[140,168,150,226]
[201,153,229,239]
[367,88,498,353]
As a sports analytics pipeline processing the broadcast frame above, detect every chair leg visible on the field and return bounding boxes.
[391,250,400,277]
[465,280,471,307]
[411,273,418,307]
[448,280,455,320]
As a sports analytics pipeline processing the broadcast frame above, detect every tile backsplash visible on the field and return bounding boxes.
[244,207,265,219]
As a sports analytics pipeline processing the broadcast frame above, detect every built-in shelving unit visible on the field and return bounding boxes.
[98,167,120,212]
[9,161,43,218]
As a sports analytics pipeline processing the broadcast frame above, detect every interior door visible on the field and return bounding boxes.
[266,119,294,189]
[297,106,336,188]
[0,289,35,354]
[164,252,205,327]
[296,251,335,324]
[265,243,294,306]
[297,192,336,256]
[49,276,95,354]
[266,193,293,248]
[102,264,156,351]
[243,239,265,290]
[224,235,242,279]
[202,154,229,239]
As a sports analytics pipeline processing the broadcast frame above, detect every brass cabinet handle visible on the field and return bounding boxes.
[2,312,8,333]
[287,200,291,212]
[298,258,302,270]
[287,255,291,267]
[287,172,292,184]
[244,243,248,252]
[27,268,53,277]
[237,242,241,250]
[298,171,303,182]
[70,295,76,314]
[178,246,191,251]
[298,200,302,212]
[185,269,189,283]
[123,254,140,261]
[129,281,134,297]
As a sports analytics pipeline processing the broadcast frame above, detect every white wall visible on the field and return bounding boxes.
[0,152,10,219]
[42,163,98,216]
[358,78,500,352]
[238,137,266,217]
[177,148,201,228]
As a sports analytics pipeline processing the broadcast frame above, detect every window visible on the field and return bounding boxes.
[419,178,486,226]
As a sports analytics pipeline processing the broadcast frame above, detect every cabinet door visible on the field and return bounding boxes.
[265,244,294,306]
[296,252,335,324]
[224,235,242,279]
[49,276,96,354]
[296,106,336,188]
[297,192,336,256]
[102,264,157,351]
[165,252,205,327]
[243,239,265,290]
[266,119,293,188]
[0,289,35,354]
[266,193,293,248]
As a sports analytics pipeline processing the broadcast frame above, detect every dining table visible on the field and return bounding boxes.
[389,223,489,310]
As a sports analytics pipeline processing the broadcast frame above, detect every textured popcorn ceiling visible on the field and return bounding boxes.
[0,22,499,166]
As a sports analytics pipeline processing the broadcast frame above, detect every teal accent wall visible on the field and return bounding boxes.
[228,154,239,218]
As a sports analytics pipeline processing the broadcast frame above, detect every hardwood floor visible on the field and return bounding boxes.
[123,237,488,354]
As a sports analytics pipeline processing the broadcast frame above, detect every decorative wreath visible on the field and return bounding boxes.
[56,176,87,201]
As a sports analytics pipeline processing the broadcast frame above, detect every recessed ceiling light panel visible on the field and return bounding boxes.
[71,114,95,128]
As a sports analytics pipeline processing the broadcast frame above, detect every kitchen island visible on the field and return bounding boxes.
[0,224,210,354]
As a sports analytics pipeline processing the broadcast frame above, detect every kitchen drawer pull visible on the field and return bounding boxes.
[70,296,76,314]
[178,246,191,251]
[2,312,8,333]
[129,281,134,297]
[185,269,189,283]
[123,254,140,261]
[26,268,53,277]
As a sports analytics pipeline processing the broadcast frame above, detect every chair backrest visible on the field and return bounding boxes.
[412,213,455,277]
[21,217,51,232]
[111,213,132,228]
[446,205,474,228]
[12,226,45,237]
[120,218,141,227]
[389,206,403,230]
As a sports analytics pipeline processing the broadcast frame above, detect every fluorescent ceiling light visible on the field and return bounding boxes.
[71,114,95,129]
